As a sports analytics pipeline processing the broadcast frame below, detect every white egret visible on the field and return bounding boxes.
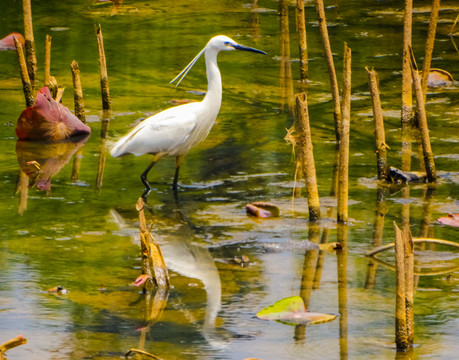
[110,35,266,199]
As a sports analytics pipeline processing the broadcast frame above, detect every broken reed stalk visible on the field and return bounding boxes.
[420,0,441,99]
[337,43,351,223]
[95,24,111,110]
[0,334,27,359]
[296,0,308,90]
[136,198,170,290]
[367,237,459,256]
[409,48,436,183]
[14,38,34,107]
[71,61,86,123]
[401,0,413,172]
[22,0,37,88]
[295,92,321,221]
[314,0,342,142]
[366,68,389,181]
[70,60,86,181]
[394,222,414,351]
[44,35,52,88]
[279,0,295,113]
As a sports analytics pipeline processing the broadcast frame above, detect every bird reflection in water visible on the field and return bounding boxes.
[110,198,226,349]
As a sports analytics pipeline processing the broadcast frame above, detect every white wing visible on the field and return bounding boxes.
[110,102,200,158]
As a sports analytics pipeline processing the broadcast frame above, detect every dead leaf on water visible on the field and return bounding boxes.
[257,296,338,326]
[246,201,280,218]
[437,213,459,227]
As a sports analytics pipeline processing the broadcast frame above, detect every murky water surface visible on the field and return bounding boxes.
[1,0,458,359]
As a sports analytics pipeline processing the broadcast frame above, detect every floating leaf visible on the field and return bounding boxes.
[0,32,25,50]
[16,87,91,141]
[256,296,338,326]
[437,214,459,227]
[246,201,280,218]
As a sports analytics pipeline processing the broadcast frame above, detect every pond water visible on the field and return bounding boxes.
[1,0,458,359]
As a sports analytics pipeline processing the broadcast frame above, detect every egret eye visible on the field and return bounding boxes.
[224,41,233,48]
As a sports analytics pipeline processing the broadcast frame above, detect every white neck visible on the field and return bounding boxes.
[202,48,222,111]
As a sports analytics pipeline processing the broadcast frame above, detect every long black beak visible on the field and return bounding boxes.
[233,43,267,55]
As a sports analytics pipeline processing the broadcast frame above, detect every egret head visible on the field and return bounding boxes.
[207,35,266,55]
[171,35,266,87]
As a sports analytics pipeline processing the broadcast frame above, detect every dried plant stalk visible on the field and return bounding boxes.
[296,0,308,88]
[366,68,389,181]
[70,60,86,122]
[15,38,34,107]
[314,0,342,141]
[409,49,436,182]
[337,44,351,223]
[421,0,441,99]
[44,34,52,87]
[137,198,170,290]
[22,0,37,87]
[95,24,111,110]
[295,92,321,221]
[401,0,413,171]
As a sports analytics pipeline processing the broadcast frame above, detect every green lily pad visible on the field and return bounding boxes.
[257,296,338,326]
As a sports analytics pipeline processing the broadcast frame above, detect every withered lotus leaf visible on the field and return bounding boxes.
[16,87,91,141]
[246,201,280,218]
[257,296,338,326]
[437,214,459,227]
[0,32,25,50]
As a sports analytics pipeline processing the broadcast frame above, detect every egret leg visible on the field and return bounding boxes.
[172,155,185,190]
[140,158,158,201]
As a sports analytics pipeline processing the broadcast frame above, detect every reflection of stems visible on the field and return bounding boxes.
[16,170,29,215]
[337,224,348,360]
[71,60,86,182]
[295,224,320,342]
[365,187,386,289]
[96,113,110,190]
[394,223,414,351]
[313,207,334,289]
